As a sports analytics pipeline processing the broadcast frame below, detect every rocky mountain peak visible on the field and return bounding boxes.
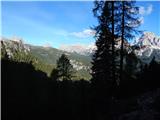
[0,37,30,58]
[133,32,160,64]
[136,32,160,48]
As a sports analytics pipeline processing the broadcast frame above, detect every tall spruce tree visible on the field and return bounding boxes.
[91,2,119,119]
[91,1,119,94]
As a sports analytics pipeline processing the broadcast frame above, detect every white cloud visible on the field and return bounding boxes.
[139,4,153,15]
[138,4,153,25]
[146,4,153,15]
[70,29,96,38]
[139,6,145,15]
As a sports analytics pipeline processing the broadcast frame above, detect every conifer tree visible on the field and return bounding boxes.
[92,1,113,88]
[119,1,141,83]
[91,0,141,92]
[55,54,74,81]
[91,1,119,91]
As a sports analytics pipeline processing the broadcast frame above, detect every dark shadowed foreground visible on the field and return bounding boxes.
[2,59,160,120]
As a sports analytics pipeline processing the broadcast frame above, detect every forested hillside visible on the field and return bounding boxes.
[1,39,92,80]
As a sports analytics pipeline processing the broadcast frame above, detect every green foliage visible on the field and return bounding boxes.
[30,45,91,65]
[12,51,34,63]
[1,41,8,59]
[74,69,91,80]
[33,60,55,77]
[1,43,91,79]
[29,45,91,80]
[4,50,54,77]
[51,54,74,81]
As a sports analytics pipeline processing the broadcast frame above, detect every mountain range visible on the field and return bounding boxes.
[1,32,160,80]
[0,37,92,80]
[59,32,160,64]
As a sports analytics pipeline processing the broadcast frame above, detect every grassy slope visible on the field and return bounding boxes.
[29,45,92,80]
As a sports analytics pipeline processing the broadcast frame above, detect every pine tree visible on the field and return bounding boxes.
[55,54,74,81]
[50,69,59,81]
[119,1,141,83]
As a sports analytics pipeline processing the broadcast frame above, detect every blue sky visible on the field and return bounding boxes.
[137,1,160,36]
[1,1,160,48]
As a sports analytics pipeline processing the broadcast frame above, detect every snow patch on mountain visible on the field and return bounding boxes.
[136,32,160,47]
[59,43,96,56]
[59,32,160,64]
[133,32,160,64]
[1,32,160,66]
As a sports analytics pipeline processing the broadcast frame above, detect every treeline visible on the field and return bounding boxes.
[1,41,90,80]
[1,41,55,76]
[2,56,160,120]
[1,59,92,120]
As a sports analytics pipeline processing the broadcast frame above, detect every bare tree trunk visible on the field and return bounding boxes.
[111,1,116,88]
[120,1,125,85]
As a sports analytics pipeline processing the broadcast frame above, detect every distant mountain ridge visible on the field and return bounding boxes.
[0,37,92,80]
[59,43,96,56]
[1,32,160,79]
[29,44,91,71]
[59,32,160,64]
